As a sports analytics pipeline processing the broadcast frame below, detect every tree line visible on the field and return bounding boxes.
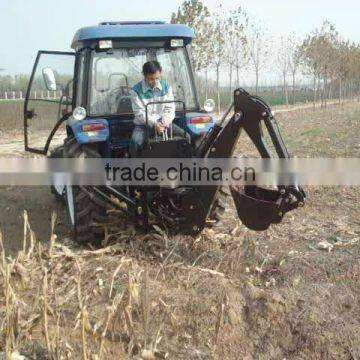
[1,2,359,111]
[171,0,360,111]
[0,74,29,93]
[0,74,73,99]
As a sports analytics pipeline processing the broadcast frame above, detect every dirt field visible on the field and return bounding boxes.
[0,101,359,359]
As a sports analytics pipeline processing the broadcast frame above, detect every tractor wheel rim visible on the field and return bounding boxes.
[66,185,75,226]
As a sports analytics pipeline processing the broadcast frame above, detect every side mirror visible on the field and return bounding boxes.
[204,99,215,113]
[42,68,57,91]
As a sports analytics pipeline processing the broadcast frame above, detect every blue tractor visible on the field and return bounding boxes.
[24,21,305,244]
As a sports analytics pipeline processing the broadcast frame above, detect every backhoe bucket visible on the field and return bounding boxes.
[230,186,284,231]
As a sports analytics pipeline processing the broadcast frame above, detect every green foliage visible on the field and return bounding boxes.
[171,0,214,71]
[298,20,360,101]
[0,74,30,93]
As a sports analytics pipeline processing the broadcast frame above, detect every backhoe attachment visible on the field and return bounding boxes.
[198,88,306,231]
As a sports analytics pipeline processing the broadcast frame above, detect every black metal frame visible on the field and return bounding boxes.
[144,100,187,144]
[183,46,200,110]
[24,50,76,154]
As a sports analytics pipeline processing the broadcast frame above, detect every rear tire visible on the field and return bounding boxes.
[63,136,109,245]
[207,186,230,227]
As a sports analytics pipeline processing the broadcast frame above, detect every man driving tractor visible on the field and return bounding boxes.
[130,60,186,156]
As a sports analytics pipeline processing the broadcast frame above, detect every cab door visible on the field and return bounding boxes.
[24,51,76,155]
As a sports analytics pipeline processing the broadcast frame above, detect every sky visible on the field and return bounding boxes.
[0,0,359,79]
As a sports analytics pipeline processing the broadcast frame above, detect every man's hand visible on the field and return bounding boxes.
[155,121,166,134]
[162,108,174,127]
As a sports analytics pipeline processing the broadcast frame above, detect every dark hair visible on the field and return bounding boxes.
[142,61,162,76]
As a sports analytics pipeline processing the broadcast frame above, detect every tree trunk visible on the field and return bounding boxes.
[339,78,342,104]
[292,71,296,105]
[328,78,333,101]
[349,80,352,100]
[317,76,323,108]
[324,73,328,108]
[205,68,208,99]
[229,63,233,93]
[216,63,221,115]
[283,71,289,106]
[349,81,352,100]
[236,65,240,89]
[313,74,317,108]
[255,68,259,95]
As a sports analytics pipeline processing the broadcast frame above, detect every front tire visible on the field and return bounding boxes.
[49,146,66,203]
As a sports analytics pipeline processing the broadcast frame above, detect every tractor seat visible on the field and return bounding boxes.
[102,86,132,114]
[116,96,133,114]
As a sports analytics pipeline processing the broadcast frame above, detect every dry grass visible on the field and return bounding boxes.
[0,100,24,131]
[0,204,360,359]
[0,101,359,359]
[0,100,61,132]
[0,214,242,359]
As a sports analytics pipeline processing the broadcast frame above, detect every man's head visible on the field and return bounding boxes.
[143,61,162,89]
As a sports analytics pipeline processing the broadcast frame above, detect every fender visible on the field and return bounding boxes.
[69,118,109,144]
[185,112,216,137]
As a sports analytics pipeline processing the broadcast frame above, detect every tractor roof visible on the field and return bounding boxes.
[71,21,195,49]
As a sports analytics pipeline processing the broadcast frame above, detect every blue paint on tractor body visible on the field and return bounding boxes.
[184,113,216,137]
[72,22,195,49]
[71,119,110,144]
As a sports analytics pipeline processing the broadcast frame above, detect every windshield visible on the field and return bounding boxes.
[89,47,198,115]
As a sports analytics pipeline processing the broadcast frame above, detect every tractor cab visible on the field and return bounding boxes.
[24,21,216,156]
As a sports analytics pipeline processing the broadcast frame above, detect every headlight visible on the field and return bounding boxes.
[204,99,215,113]
[73,107,87,121]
